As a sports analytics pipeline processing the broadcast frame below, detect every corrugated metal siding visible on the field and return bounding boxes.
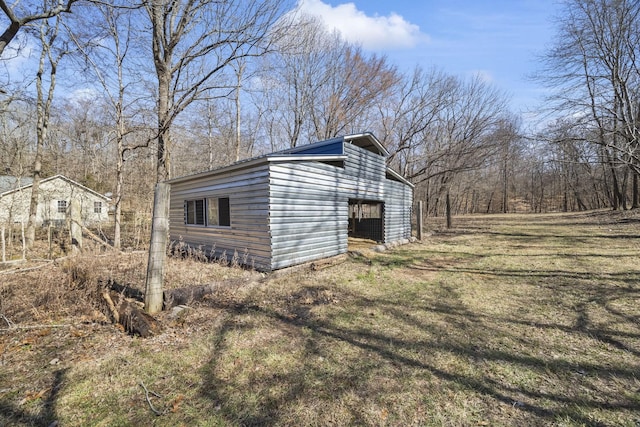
[343,143,413,243]
[169,164,272,270]
[343,144,387,181]
[269,161,348,270]
[268,143,413,269]
[383,179,413,242]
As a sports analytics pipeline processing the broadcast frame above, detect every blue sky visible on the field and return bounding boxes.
[298,0,562,120]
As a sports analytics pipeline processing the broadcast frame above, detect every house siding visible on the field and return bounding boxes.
[0,176,109,226]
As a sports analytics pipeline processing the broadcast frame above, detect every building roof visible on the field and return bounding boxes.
[168,132,410,186]
[0,174,111,201]
[0,176,33,194]
[279,133,390,157]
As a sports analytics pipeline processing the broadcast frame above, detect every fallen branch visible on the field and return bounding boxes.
[0,323,72,331]
[67,218,119,252]
[347,250,372,265]
[0,260,54,275]
[163,284,221,309]
[101,290,161,337]
[139,381,163,416]
[162,277,255,309]
[105,279,144,301]
[80,224,117,251]
[101,289,119,323]
[311,254,350,270]
[1,314,14,328]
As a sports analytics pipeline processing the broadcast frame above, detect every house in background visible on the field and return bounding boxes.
[168,132,414,271]
[0,174,110,227]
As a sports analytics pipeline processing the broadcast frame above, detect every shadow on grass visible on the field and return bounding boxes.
[196,213,639,425]
[0,368,67,427]
[197,278,639,425]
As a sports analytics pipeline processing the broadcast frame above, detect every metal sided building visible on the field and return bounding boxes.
[168,133,414,271]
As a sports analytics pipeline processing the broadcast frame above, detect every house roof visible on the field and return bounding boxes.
[168,133,406,185]
[0,176,33,194]
[0,174,111,201]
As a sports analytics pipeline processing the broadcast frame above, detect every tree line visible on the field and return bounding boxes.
[2,0,639,241]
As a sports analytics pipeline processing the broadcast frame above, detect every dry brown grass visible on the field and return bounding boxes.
[1,210,640,426]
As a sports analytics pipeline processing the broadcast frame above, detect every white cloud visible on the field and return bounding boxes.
[296,0,428,50]
[67,87,99,104]
[471,70,494,84]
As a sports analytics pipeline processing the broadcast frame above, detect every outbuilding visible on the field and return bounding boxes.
[168,133,414,271]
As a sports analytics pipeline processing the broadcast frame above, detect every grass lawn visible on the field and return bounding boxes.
[1,211,639,426]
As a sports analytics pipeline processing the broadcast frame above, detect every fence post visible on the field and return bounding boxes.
[145,182,170,314]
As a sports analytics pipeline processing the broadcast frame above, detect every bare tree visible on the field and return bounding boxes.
[404,74,510,226]
[25,14,70,248]
[143,0,290,313]
[309,45,399,141]
[257,15,399,149]
[376,66,450,176]
[255,16,336,148]
[494,116,522,213]
[539,0,640,208]
[65,2,149,249]
[0,0,78,57]
[144,0,288,183]
[0,87,34,176]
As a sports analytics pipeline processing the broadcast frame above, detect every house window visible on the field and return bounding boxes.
[207,197,230,227]
[184,197,230,227]
[94,201,102,213]
[57,200,67,214]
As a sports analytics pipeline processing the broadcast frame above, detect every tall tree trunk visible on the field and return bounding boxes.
[620,167,629,210]
[26,19,61,249]
[604,148,621,210]
[446,191,452,229]
[145,2,173,314]
[235,61,244,162]
[501,142,509,213]
[207,101,214,170]
[486,191,494,214]
[145,183,170,314]
[632,171,639,209]
[113,148,124,249]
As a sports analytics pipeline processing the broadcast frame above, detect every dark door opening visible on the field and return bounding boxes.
[348,199,384,243]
